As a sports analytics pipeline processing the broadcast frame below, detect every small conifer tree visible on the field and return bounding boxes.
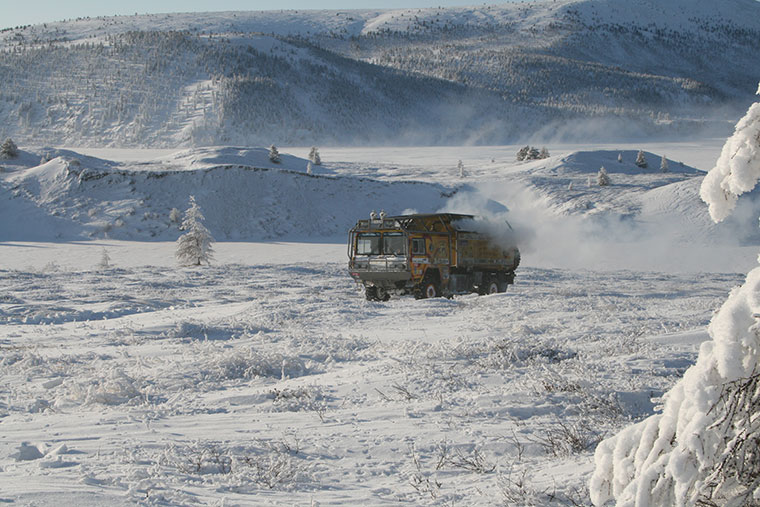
[98,248,111,270]
[306,161,312,175]
[598,166,610,186]
[635,150,648,168]
[660,155,669,173]
[539,147,550,159]
[1,138,18,159]
[308,146,321,165]
[457,159,465,178]
[169,207,181,225]
[269,145,281,164]
[516,146,530,161]
[618,152,623,163]
[175,196,214,266]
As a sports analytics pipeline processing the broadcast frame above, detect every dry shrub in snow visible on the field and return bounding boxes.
[590,87,760,506]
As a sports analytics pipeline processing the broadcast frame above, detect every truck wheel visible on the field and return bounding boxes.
[422,281,439,299]
[486,280,499,295]
[365,286,378,301]
[376,287,391,302]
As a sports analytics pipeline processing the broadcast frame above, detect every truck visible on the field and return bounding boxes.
[347,212,520,301]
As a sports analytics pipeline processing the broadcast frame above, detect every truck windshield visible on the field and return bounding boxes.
[383,233,406,256]
[356,233,381,255]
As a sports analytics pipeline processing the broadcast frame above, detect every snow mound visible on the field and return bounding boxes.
[0,147,453,242]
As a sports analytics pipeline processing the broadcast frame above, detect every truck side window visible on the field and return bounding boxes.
[411,238,426,255]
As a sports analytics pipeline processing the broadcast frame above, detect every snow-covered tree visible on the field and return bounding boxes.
[308,146,321,165]
[269,145,280,164]
[597,166,610,186]
[538,147,550,159]
[516,146,530,161]
[98,247,111,270]
[1,138,18,159]
[457,159,465,178]
[635,149,648,168]
[617,152,623,163]
[660,155,669,172]
[306,161,312,175]
[169,207,181,225]
[590,86,760,507]
[175,195,214,267]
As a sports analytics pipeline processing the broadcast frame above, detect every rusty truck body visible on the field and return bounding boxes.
[347,212,520,301]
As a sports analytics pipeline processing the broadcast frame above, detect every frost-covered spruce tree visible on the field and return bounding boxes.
[590,86,760,507]
[539,147,550,159]
[635,149,648,168]
[1,138,18,159]
[308,146,321,165]
[175,196,214,267]
[597,166,610,186]
[306,161,312,175]
[269,144,280,164]
[169,207,181,225]
[618,152,623,163]
[457,159,465,178]
[98,247,111,270]
[661,155,669,173]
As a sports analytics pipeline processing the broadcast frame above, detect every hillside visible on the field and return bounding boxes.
[0,147,454,241]
[0,0,758,147]
[5,144,757,262]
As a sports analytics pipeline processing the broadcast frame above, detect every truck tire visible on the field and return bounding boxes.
[486,280,499,295]
[365,286,378,301]
[422,281,439,298]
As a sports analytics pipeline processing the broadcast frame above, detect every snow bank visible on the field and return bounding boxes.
[591,90,760,506]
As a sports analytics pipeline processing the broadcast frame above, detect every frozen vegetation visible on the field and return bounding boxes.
[589,90,760,506]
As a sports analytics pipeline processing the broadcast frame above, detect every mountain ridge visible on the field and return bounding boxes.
[1,0,758,147]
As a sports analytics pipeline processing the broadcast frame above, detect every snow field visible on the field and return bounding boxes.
[0,260,742,504]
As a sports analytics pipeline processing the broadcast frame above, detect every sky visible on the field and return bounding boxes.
[1,0,514,30]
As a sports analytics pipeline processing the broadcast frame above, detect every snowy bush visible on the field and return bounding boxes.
[457,159,465,178]
[590,88,760,507]
[660,155,669,173]
[269,144,281,164]
[308,146,321,165]
[635,150,648,169]
[517,145,544,161]
[175,195,214,266]
[598,166,610,186]
[1,138,18,159]
[97,247,111,270]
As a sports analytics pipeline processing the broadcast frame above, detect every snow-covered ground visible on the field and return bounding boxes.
[1,142,757,504]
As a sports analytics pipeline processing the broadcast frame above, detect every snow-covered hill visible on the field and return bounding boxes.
[0,0,758,147]
[0,147,454,241]
[5,143,758,268]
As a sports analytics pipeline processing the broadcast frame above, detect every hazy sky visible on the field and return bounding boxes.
[2,1,514,30]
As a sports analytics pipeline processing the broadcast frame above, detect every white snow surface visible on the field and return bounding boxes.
[1,141,758,505]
